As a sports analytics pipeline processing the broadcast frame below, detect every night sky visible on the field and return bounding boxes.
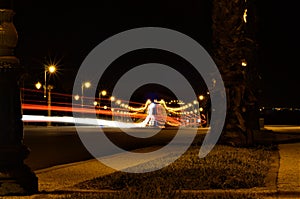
[9,0,300,107]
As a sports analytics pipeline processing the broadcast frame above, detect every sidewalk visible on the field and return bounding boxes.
[2,135,300,198]
[262,126,300,199]
[275,142,300,198]
[261,142,300,199]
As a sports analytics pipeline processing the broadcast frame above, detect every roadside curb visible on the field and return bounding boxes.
[24,188,300,198]
[34,159,98,175]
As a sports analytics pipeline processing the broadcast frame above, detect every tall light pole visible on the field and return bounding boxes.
[99,90,107,119]
[199,107,204,127]
[36,65,56,126]
[99,90,107,108]
[199,94,210,127]
[0,5,37,195]
[193,100,199,127]
[199,95,204,101]
[81,81,91,108]
[44,65,56,98]
[199,95,205,127]
[35,82,54,127]
[41,65,56,126]
[47,85,53,126]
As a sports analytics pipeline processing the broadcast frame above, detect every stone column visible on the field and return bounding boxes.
[0,4,38,196]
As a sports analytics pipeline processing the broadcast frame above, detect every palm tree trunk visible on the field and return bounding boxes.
[211,0,260,146]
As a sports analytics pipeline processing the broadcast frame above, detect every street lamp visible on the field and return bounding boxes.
[101,90,107,97]
[35,82,54,127]
[0,8,38,194]
[44,65,56,98]
[199,95,204,101]
[44,65,56,126]
[74,94,80,101]
[98,90,107,119]
[81,81,91,108]
[48,65,56,73]
[110,96,115,102]
[99,90,107,108]
[242,60,247,67]
[35,82,42,90]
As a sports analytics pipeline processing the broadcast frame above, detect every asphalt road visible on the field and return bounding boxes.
[23,125,208,171]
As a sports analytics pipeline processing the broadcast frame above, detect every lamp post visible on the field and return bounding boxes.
[199,95,205,127]
[47,85,53,126]
[199,94,210,127]
[81,81,91,108]
[35,81,42,90]
[199,107,204,127]
[35,82,54,127]
[0,5,38,195]
[98,90,107,119]
[99,90,107,108]
[193,100,198,127]
[39,64,56,126]
[110,96,115,102]
[74,94,80,101]
[199,95,204,101]
[44,65,56,98]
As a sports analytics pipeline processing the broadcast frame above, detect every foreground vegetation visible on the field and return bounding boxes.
[68,144,275,198]
[60,192,260,199]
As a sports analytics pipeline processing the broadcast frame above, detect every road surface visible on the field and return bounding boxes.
[23,125,300,171]
[23,125,208,170]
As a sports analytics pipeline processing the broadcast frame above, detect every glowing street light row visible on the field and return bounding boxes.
[34,64,57,127]
[35,64,57,91]
[73,82,209,115]
[73,81,114,109]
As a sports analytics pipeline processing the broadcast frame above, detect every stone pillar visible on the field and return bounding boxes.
[0,4,38,196]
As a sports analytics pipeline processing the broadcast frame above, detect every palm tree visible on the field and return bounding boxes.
[211,0,261,146]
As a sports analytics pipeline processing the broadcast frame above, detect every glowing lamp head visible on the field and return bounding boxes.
[48,65,56,73]
[35,82,42,90]
[242,60,247,67]
[84,82,91,88]
[101,90,107,96]
[110,96,115,101]
[74,94,80,101]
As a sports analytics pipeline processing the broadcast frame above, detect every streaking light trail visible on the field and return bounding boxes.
[22,115,145,128]
[21,88,208,128]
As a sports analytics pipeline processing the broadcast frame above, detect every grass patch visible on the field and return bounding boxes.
[74,144,274,196]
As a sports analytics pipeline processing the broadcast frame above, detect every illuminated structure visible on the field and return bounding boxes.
[143,101,167,127]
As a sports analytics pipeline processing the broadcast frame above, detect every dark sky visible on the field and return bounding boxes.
[256,0,300,107]
[9,0,300,107]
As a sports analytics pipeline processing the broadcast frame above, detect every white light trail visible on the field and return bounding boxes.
[22,115,146,128]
